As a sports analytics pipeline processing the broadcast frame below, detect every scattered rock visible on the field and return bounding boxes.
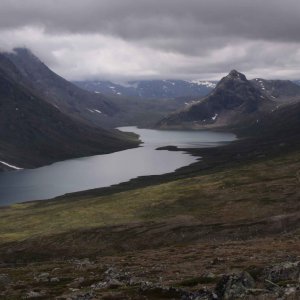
[106,278,124,289]
[92,278,124,290]
[58,291,94,300]
[34,272,50,283]
[52,267,61,273]
[26,290,45,298]
[284,286,297,296]
[140,283,184,298]
[73,258,94,270]
[215,271,255,299]
[68,277,85,288]
[211,258,225,265]
[265,261,300,284]
[104,267,119,279]
[128,276,141,286]
[181,288,216,299]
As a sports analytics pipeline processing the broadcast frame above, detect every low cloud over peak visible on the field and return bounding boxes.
[1,0,300,81]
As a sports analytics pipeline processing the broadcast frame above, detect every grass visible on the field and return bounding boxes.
[0,150,299,244]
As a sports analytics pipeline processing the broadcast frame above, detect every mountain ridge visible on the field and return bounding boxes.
[73,79,216,99]
[158,70,273,129]
[0,52,139,171]
[3,48,119,129]
[158,70,300,130]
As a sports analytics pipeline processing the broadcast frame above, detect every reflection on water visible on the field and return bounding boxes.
[0,126,235,205]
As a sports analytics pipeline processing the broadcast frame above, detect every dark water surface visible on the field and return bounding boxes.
[0,127,235,205]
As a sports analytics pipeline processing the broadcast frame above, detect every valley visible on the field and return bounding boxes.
[0,50,300,300]
[0,129,299,299]
[1,1,300,299]
[0,127,235,205]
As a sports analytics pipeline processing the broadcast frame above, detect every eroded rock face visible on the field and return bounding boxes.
[215,271,255,299]
[265,261,300,284]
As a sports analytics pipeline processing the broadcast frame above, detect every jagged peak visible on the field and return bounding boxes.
[226,69,247,81]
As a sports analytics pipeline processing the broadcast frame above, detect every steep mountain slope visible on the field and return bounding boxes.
[3,48,118,128]
[158,70,275,129]
[0,55,138,171]
[234,100,300,139]
[4,49,215,128]
[74,79,216,99]
[251,78,300,104]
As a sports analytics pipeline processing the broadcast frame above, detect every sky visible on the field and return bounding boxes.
[0,0,300,82]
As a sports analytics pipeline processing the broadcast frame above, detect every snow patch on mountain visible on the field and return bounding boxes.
[0,161,22,170]
[190,80,217,88]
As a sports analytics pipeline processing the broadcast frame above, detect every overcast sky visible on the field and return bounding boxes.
[1,0,300,81]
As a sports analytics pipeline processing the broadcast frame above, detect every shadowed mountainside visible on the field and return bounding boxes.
[0,53,139,171]
[3,48,119,129]
[158,70,300,130]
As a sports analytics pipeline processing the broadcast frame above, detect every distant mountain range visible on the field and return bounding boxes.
[0,49,138,171]
[293,80,300,86]
[158,70,300,131]
[74,78,300,100]
[73,79,217,99]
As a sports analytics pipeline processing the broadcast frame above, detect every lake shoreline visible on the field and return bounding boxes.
[44,131,300,206]
[3,124,297,208]
[0,127,236,206]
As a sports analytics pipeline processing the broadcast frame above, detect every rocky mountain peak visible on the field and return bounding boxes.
[158,70,275,129]
[226,69,247,81]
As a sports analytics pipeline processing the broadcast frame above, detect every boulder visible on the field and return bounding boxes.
[265,261,300,284]
[215,271,255,299]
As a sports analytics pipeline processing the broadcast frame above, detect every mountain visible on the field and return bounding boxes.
[294,80,300,86]
[73,79,216,99]
[235,100,300,139]
[0,53,138,171]
[3,48,119,129]
[251,78,300,104]
[4,49,216,128]
[158,70,275,129]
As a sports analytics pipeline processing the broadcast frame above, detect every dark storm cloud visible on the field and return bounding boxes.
[0,0,299,80]
[1,0,300,42]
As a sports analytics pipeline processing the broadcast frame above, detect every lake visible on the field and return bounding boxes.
[0,127,236,206]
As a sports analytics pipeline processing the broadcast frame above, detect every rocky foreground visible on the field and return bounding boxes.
[1,234,300,299]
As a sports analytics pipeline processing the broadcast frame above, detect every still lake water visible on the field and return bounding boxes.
[0,127,235,206]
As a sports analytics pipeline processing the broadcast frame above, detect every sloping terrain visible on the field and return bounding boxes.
[0,92,299,298]
[251,78,300,104]
[233,101,300,138]
[3,48,118,128]
[0,55,139,171]
[4,49,212,128]
[0,60,299,298]
[158,70,276,129]
[99,94,200,128]
[0,140,299,298]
